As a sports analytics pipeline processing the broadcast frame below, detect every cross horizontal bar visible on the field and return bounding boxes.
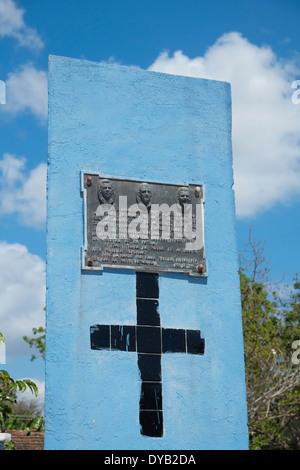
[90,324,205,355]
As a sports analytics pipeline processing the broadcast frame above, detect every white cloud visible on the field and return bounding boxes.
[3,63,48,122]
[0,0,43,50]
[0,241,45,355]
[0,153,46,228]
[148,32,300,218]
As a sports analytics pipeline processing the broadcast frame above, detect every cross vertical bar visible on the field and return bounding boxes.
[136,272,163,437]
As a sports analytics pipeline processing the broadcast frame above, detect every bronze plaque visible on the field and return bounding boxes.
[81,173,206,277]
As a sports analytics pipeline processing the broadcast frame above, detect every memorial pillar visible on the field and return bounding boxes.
[45,55,248,450]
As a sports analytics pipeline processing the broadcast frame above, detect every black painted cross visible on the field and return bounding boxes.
[90,272,205,437]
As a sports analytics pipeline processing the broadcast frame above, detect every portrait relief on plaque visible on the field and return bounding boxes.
[98,179,115,205]
[136,182,152,209]
[177,186,191,208]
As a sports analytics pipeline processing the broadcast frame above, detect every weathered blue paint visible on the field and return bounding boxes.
[45,55,248,450]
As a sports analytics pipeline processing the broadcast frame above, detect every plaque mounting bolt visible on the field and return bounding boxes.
[87,176,93,187]
[197,264,204,274]
[87,258,94,267]
[195,186,201,197]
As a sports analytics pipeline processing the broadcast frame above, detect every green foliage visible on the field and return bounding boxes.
[0,367,39,433]
[23,326,45,361]
[0,332,43,435]
[4,440,16,450]
[5,412,44,434]
[240,234,300,450]
[278,275,300,353]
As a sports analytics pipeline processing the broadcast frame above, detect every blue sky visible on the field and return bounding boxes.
[0,0,299,406]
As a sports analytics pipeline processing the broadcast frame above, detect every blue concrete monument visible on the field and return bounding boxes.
[45,55,249,450]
